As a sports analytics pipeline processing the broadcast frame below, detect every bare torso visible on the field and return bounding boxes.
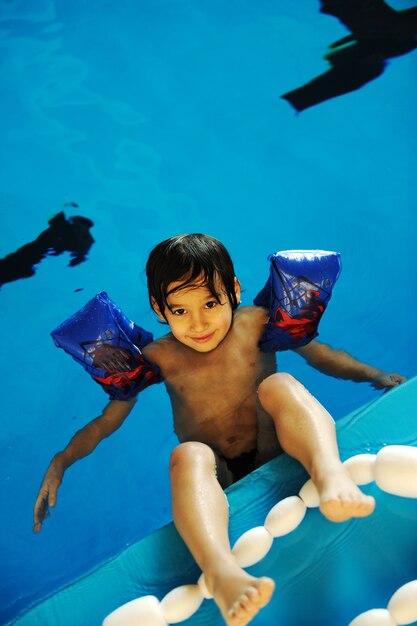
[143,306,279,459]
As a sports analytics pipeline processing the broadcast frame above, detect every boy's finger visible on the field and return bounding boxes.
[49,494,57,507]
[33,506,49,531]
[33,504,45,528]
[36,500,47,520]
[33,521,42,533]
[48,483,59,507]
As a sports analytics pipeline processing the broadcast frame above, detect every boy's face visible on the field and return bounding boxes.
[153,274,240,353]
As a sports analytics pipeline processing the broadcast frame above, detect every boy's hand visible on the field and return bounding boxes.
[371,372,407,391]
[33,456,65,533]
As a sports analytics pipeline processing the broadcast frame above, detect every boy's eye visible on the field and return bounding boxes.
[172,308,186,316]
[205,301,217,309]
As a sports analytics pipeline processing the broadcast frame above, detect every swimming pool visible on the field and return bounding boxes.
[1,1,416,623]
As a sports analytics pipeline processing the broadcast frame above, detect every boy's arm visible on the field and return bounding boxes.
[293,340,407,389]
[33,397,136,533]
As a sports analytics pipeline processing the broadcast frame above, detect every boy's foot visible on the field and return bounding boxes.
[206,562,275,626]
[315,465,375,523]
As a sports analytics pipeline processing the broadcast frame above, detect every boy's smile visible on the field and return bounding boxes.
[190,331,216,344]
[153,274,240,353]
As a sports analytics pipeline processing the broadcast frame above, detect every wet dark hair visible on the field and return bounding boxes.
[146,234,239,319]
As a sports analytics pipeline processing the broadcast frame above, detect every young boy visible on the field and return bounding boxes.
[33,234,406,626]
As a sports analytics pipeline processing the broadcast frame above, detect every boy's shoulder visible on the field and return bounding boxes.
[234,304,269,327]
[232,305,269,343]
[142,331,179,367]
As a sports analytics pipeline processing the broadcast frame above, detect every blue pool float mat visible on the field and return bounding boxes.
[12,377,417,626]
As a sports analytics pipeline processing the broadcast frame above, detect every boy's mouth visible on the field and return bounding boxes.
[190,332,215,343]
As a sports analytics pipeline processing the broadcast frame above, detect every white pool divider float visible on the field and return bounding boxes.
[349,580,417,626]
[103,445,417,626]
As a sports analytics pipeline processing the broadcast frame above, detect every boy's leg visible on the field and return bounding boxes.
[258,373,375,522]
[169,442,274,626]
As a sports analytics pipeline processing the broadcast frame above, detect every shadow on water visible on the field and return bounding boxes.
[282,0,417,112]
[0,206,94,288]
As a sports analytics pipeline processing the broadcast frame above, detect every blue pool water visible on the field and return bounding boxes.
[1,1,416,623]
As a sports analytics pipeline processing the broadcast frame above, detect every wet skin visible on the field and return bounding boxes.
[144,282,280,462]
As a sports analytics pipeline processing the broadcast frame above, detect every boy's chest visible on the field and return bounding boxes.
[162,343,276,399]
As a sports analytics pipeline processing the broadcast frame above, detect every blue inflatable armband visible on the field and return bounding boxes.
[254,250,342,352]
[51,292,163,400]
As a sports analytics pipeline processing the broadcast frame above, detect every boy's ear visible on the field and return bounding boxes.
[151,297,166,321]
[234,277,241,304]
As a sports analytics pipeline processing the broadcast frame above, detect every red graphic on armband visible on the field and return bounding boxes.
[274,290,325,341]
[93,358,160,390]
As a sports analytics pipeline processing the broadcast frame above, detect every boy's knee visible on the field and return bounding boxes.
[169,442,215,474]
[258,372,297,407]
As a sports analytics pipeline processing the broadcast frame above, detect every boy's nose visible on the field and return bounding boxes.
[190,312,208,332]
